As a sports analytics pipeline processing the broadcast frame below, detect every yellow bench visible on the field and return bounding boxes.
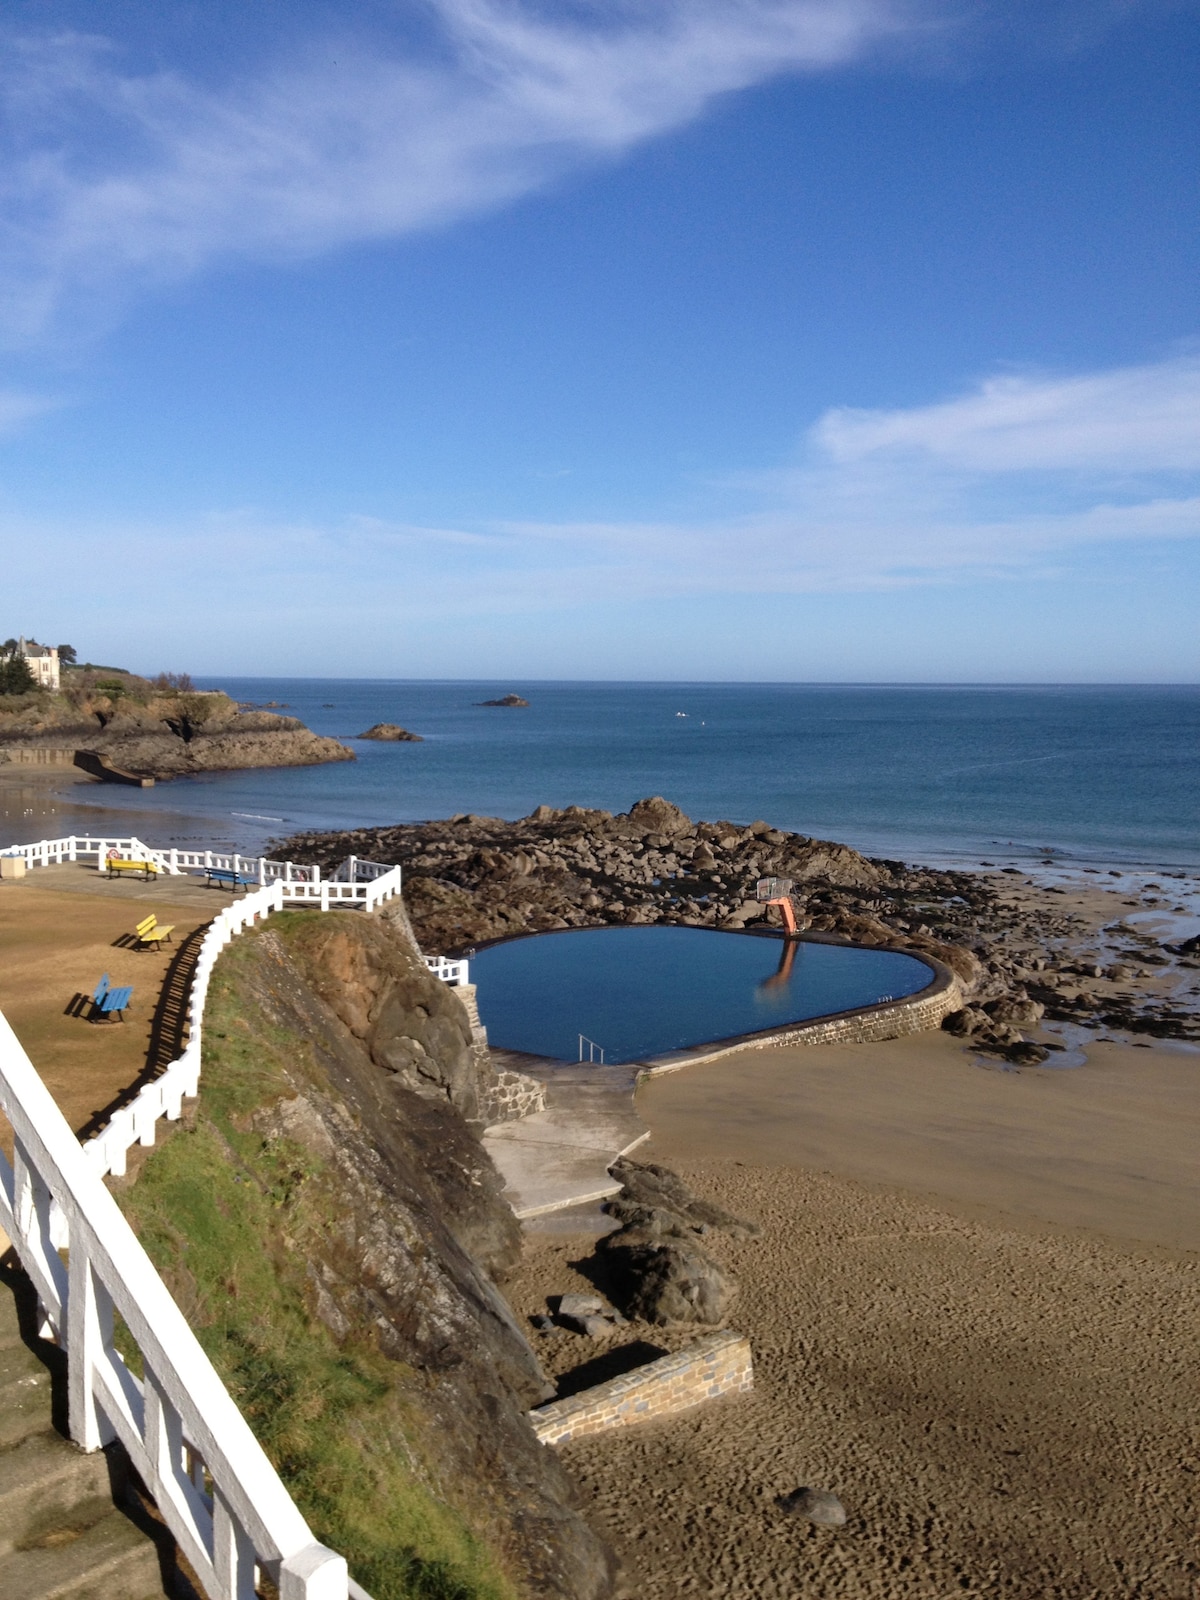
[135,914,175,949]
[106,856,160,880]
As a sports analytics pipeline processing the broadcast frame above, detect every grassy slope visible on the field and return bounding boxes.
[116,931,515,1600]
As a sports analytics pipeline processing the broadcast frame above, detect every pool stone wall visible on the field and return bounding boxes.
[639,954,961,1076]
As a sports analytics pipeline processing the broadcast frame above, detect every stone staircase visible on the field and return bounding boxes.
[0,1259,176,1600]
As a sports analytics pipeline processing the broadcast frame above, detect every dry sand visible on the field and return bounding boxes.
[508,1028,1200,1598]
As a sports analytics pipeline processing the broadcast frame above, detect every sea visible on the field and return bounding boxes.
[7,681,1200,878]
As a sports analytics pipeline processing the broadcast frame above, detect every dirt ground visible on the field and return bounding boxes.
[0,865,216,1138]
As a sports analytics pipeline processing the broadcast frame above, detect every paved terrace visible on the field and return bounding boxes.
[0,862,228,1146]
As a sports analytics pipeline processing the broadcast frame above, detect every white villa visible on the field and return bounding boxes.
[17,637,60,690]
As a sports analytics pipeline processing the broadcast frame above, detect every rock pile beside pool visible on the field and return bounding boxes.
[277,794,983,992]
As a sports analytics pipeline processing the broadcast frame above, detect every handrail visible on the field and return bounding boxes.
[0,1006,350,1600]
[424,955,469,987]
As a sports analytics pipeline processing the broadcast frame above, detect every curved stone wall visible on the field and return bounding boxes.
[638,952,961,1077]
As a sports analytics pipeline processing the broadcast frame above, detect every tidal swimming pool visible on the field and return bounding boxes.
[469,926,933,1064]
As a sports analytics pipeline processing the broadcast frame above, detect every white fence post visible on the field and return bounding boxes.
[0,1006,358,1600]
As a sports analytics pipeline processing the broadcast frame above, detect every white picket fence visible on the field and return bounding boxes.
[2,835,402,912]
[82,879,287,1178]
[0,833,407,1599]
[424,955,469,987]
[0,1005,354,1600]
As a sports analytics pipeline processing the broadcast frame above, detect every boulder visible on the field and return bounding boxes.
[608,1158,760,1238]
[984,994,1046,1025]
[1004,1040,1051,1066]
[601,1239,731,1326]
[942,1006,989,1038]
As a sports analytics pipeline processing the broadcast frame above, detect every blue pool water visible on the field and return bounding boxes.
[469,926,933,1063]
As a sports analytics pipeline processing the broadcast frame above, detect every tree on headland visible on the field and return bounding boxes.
[0,653,35,695]
[57,644,77,665]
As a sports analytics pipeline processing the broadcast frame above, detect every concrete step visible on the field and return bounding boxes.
[0,1501,165,1600]
[0,1430,117,1555]
[0,1270,175,1597]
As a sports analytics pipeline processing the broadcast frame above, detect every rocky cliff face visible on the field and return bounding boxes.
[118,909,616,1600]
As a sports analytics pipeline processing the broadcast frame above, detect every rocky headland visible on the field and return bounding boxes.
[0,675,352,780]
[277,796,1199,1057]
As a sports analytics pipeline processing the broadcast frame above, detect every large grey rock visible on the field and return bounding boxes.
[202,921,618,1600]
[608,1159,760,1238]
[601,1239,732,1326]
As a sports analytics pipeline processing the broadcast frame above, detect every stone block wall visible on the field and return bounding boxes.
[529,1331,752,1447]
[641,959,962,1076]
[480,1068,547,1125]
[454,983,548,1124]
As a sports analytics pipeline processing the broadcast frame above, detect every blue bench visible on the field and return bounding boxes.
[200,867,258,891]
[90,973,133,1022]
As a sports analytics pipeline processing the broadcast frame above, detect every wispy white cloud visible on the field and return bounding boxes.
[3,356,1197,609]
[814,354,1200,472]
[0,1,923,338]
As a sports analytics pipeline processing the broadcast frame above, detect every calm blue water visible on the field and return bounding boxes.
[469,926,933,1063]
[19,680,1200,870]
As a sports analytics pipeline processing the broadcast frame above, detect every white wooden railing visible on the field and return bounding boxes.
[424,955,469,987]
[0,834,412,1598]
[1,836,403,911]
[0,1006,352,1600]
[82,880,285,1179]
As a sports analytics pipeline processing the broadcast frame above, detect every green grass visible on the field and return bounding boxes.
[118,933,515,1600]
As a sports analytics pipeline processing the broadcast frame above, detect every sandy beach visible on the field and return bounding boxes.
[507,1024,1199,1598]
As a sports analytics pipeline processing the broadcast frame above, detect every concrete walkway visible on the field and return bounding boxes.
[482,1055,649,1219]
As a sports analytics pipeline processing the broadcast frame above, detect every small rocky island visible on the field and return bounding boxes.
[477,693,529,707]
[357,723,423,741]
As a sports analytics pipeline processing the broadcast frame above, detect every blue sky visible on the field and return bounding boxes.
[1,0,1198,681]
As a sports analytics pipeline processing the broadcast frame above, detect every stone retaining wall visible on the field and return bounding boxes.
[529,1331,752,1447]
[640,956,961,1077]
[481,1067,547,1125]
[456,984,548,1124]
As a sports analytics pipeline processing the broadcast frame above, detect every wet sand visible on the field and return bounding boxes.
[509,1026,1200,1598]
[639,1029,1200,1254]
